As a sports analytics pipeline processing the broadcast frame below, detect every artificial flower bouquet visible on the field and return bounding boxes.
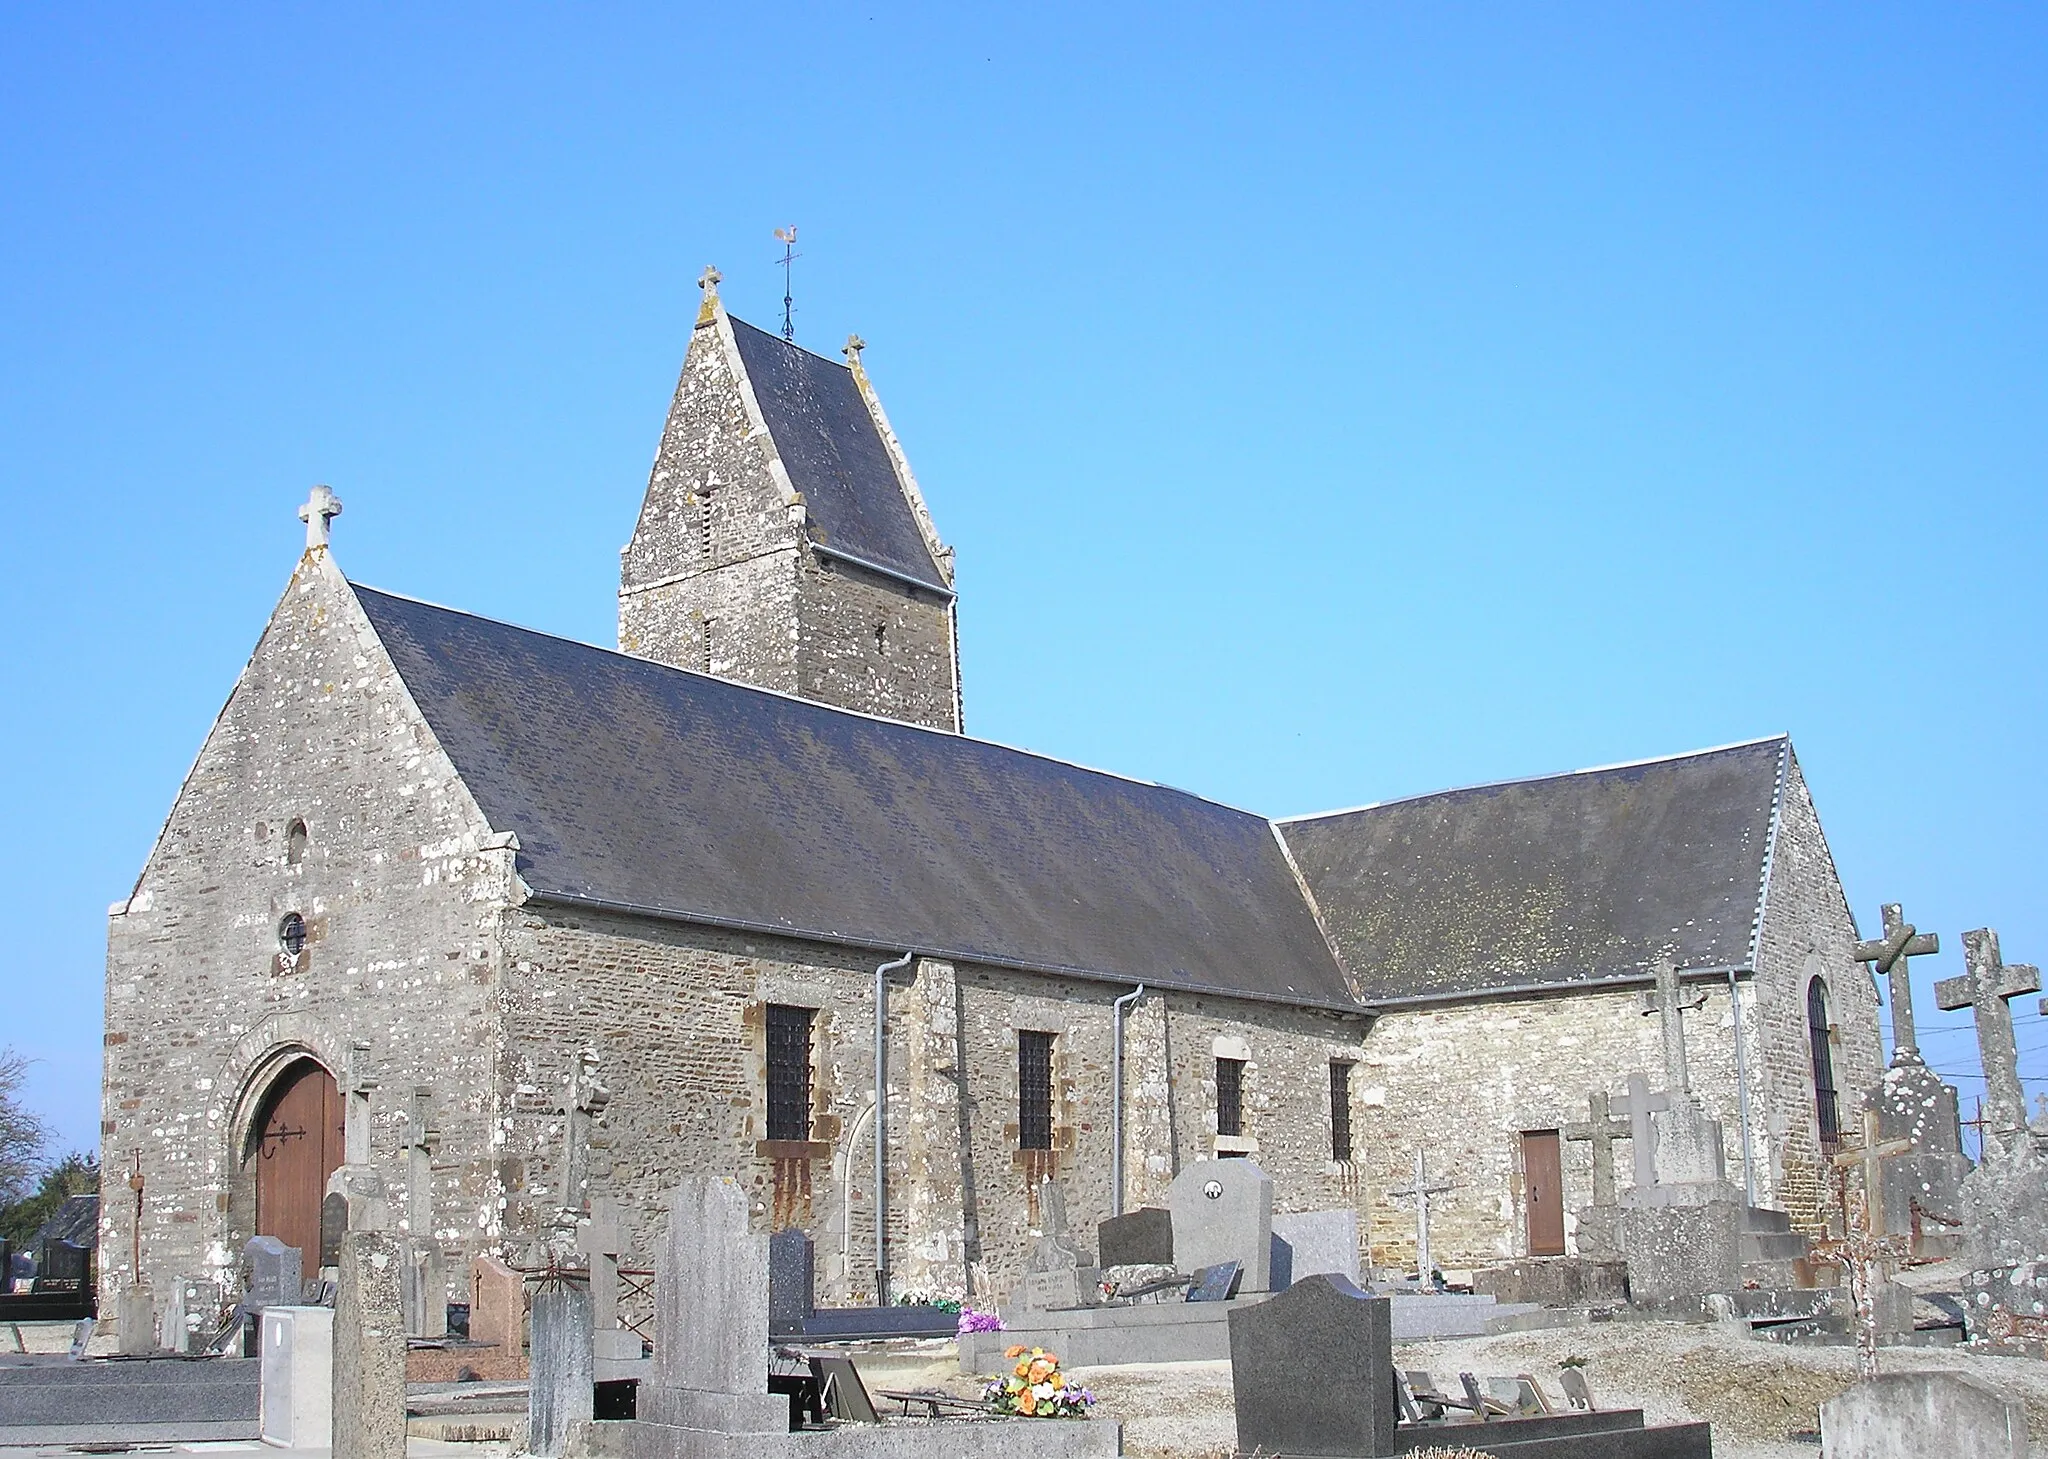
[985,1345,1095,1418]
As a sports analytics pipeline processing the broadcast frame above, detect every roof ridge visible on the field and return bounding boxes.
[1276,733,1791,824]
[727,311,858,370]
[347,580,1270,822]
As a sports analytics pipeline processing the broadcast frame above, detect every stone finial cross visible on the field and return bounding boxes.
[843,334,866,364]
[557,1050,612,1226]
[1830,1106,1915,1238]
[697,265,722,293]
[1564,1089,1632,1208]
[1613,1071,1671,1192]
[1937,929,2040,1160]
[342,1039,378,1168]
[1638,955,1707,1094]
[1389,1150,1454,1281]
[576,1195,626,1337]
[298,485,343,551]
[1856,903,1939,1066]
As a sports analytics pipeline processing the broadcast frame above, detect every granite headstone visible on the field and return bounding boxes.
[768,1229,814,1336]
[1168,1159,1273,1292]
[1097,1207,1173,1269]
[1228,1274,1394,1459]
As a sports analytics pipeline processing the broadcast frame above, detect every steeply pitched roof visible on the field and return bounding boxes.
[358,585,1356,1009]
[727,318,949,593]
[1277,738,1788,1003]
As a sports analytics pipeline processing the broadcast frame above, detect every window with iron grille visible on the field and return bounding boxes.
[765,1004,815,1142]
[1216,1057,1246,1138]
[1807,979,1840,1151]
[1018,1030,1055,1150]
[1329,1061,1354,1161]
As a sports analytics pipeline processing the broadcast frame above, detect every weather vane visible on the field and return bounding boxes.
[774,226,800,342]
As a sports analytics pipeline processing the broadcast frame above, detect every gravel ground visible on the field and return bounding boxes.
[1024,1318,2048,1458]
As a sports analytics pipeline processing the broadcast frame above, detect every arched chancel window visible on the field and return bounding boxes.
[1807,978,1840,1150]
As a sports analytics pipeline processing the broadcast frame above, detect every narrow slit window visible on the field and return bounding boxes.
[1807,979,1839,1151]
[1018,1031,1055,1151]
[765,1004,815,1142]
[700,617,715,674]
[1329,1061,1353,1161]
[696,489,714,561]
[1216,1057,1246,1139]
[285,819,308,866]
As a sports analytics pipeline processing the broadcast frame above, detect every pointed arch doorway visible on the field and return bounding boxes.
[250,1058,344,1270]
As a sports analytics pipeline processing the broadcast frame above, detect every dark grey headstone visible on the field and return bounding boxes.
[1270,1233,1293,1293]
[1229,1274,1394,1459]
[34,1240,89,1292]
[768,1229,814,1335]
[1097,1207,1173,1268]
[243,1236,302,1310]
[1185,1261,1242,1303]
[318,1193,347,1270]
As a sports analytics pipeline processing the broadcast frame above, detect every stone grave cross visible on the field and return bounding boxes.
[298,484,342,551]
[1937,929,2040,1160]
[576,1195,626,1341]
[1389,1150,1453,1282]
[1856,903,1939,1066]
[404,1085,438,1236]
[1830,1106,1915,1239]
[1613,1071,1670,1193]
[342,1039,378,1167]
[1564,1088,1631,1207]
[557,1050,612,1227]
[1638,955,1707,1093]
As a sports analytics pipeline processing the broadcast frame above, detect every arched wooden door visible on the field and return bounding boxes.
[251,1059,343,1270]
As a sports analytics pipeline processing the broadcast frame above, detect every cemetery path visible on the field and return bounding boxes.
[1050,1319,2048,1459]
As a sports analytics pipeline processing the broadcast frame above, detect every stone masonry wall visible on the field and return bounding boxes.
[796,552,959,733]
[1748,749,1884,1235]
[101,553,513,1311]
[493,905,1376,1308]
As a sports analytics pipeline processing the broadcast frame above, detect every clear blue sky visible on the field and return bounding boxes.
[2,5,2042,1160]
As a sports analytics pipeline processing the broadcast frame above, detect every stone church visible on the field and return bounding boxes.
[99,273,1884,1315]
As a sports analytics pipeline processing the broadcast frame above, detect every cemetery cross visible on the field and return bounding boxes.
[1855,903,1939,1066]
[1563,1089,1631,1208]
[1389,1150,1453,1282]
[1829,1106,1915,1239]
[1936,930,2040,1161]
[1613,1071,1670,1193]
[557,1051,612,1239]
[576,1195,626,1339]
[1638,955,1707,1093]
[342,1039,378,1168]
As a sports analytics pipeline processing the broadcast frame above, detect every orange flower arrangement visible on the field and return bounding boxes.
[984,1344,1095,1418]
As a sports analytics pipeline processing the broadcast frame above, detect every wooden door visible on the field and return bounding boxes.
[253,1060,343,1271]
[1523,1129,1566,1256]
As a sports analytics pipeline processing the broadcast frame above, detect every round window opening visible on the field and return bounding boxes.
[278,913,308,957]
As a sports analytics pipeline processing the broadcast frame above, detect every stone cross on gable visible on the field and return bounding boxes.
[1389,1150,1453,1282]
[1565,1089,1632,1208]
[1638,956,1707,1093]
[1856,903,1939,1066]
[843,334,866,364]
[1830,1106,1915,1239]
[1937,929,2041,1160]
[576,1195,626,1338]
[342,1039,378,1167]
[298,485,342,551]
[1613,1071,1670,1192]
[558,1050,612,1224]
[697,264,722,293]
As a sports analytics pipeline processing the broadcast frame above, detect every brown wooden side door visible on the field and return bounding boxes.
[1523,1129,1566,1256]
[254,1060,344,1270]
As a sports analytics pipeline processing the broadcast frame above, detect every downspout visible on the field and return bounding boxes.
[873,950,913,1305]
[1110,984,1146,1216]
[1729,969,1758,1207]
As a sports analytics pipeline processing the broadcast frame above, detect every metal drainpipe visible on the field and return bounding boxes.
[873,950,914,1305]
[1729,969,1758,1206]
[1111,984,1146,1216]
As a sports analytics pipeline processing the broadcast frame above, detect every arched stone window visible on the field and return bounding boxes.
[1807,977,1840,1151]
[285,818,308,866]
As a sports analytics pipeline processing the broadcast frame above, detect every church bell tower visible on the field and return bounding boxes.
[618,268,962,733]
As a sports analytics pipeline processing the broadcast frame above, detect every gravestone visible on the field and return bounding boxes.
[34,1239,89,1292]
[1228,1275,1394,1459]
[579,1196,639,1366]
[1186,1262,1242,1302]
[1097,1207,1173,1268]
[1820,1371,2027,1459]
[333,1229,407,1459]
[529,1283,594,1457]
[245,1235,302,1311]
[637,1174,786,1436]
[1565,1088,1631,1258]
[260,1305,334,1447]
[117,1283,155,1354]
[1942,930,2048,1268]
[768,1229,815,1336]
[1168,1159,1273,1292]
[162,1275,220,1354]
[470,1255,526,1352]
[319,1192,347,1272]
[1262,1211,1354,1290]
[1015,1177,1101,1312]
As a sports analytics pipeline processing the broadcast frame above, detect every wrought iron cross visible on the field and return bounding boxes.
[1389,1150,1453,1282]
[1830,1106,1915,1239]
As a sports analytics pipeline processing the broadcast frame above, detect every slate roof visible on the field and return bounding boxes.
[1278,738,1788,1003]
[357,586,1356,1009]
[30,1194,98,1250]
[727,318,950,593]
